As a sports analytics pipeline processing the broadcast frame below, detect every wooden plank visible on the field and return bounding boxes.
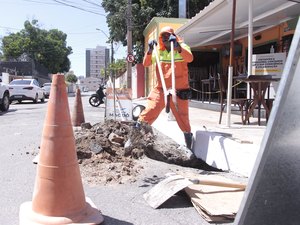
[143,174,193,209]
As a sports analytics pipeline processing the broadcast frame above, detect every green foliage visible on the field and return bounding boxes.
[65,71,78,83]
[101,0,213,63]
[1,20,72,73]
[104,58,127,78]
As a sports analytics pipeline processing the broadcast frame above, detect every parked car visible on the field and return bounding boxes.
[0,77,10,111]
[9,79,45,103]
[42,82,52,98]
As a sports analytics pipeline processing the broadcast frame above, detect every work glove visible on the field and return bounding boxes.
[168,34,179,48]
[148,39,157,51]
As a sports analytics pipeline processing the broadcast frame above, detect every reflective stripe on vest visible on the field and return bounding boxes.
[160,50,184,63]
[151,43,191,64]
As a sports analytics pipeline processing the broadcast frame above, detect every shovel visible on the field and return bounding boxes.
[153,42,177,114]
[170,40,177,108]
[143,174,246,209]
[153,44,169,109]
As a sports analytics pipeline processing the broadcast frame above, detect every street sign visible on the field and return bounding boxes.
[126,54,135,63]
[106,87,132,121]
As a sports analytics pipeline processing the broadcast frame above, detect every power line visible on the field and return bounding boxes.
[54,0,102,11]
[11,0,105,15]
[52,0,106,16]
[0,26,21,31]
[21,0,60,5]
[80,0,103,8]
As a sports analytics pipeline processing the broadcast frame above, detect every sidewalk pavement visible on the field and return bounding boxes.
[133,98,266,177]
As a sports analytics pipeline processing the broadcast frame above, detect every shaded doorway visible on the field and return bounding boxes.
[188,51,220,101]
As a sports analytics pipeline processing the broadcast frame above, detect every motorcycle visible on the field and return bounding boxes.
[89,85,106,107]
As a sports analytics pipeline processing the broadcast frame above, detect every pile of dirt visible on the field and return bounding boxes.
[75,120,216,185]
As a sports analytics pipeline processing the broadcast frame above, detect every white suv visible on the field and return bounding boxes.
[0,77,10,112]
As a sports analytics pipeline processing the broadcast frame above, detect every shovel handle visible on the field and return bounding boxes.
[170,41,176,105]
[153,45,168,95]
[153,44,169,107]
[190,179,246,189]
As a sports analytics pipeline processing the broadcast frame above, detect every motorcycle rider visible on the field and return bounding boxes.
[137,26,194,150]
[98,84,105,104]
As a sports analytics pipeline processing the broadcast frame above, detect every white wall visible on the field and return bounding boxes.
[1,72,10,84]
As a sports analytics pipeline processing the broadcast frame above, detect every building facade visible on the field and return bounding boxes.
[85,46,110,78]
[0,60,51,85]
[141,1,299,102]
[176,0,300,103]
[78,76,103,92]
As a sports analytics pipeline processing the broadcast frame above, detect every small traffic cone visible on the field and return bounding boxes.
[19,74,104,224]
[72,88,85,127]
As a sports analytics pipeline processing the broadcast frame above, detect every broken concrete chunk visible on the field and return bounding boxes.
[81,122,92,129]
[108,132,125,146]
[89,142,103,154]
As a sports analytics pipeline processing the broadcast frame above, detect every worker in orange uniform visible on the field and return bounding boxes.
[137,26,194,149]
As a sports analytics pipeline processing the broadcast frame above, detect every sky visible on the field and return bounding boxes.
[0,0,127,77]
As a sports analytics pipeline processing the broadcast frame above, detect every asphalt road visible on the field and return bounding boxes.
[0,92,235,225]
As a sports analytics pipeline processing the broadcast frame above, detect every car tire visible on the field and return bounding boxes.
[41,94,45,103]
[0,93,10,112]
[33,94,38,103]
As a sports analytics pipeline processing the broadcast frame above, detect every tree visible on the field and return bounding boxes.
[101,58,127,79]
[1,20,72,73]
[109,59,127,78]
[101,0,213,63]
[65,71,78,83]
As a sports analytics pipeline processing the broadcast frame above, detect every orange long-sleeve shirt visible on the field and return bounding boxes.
[143,43,193,90]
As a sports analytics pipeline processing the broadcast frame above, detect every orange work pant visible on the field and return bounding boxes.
[139,87,191,133]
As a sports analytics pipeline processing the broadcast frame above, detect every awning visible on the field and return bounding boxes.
[176,0,300,48]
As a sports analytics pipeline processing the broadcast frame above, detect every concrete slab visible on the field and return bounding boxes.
[134,98,266,177]
[193,131,259,177]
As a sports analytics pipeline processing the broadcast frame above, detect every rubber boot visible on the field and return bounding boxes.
[184,132,193,150]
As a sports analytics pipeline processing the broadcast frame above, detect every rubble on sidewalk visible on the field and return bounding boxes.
[75,119,246,223]
[74,119,217,185]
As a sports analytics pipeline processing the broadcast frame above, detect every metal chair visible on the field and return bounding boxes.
[201,74,219,103]
[218,73,248,124]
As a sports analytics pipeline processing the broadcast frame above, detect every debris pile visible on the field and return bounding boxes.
[75,120,217,185]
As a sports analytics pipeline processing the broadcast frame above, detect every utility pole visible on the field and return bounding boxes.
[127,0,132,88]
[110,40,114,64]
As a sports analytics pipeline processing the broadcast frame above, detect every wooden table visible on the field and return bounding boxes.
[236,75,280,125]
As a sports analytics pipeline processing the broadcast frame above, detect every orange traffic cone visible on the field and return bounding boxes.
[72,88,85,127]
[19,74,104,224]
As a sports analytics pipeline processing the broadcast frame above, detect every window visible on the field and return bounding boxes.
[10,80,31,85]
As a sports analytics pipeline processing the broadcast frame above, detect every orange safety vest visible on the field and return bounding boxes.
[143,43,193,90]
